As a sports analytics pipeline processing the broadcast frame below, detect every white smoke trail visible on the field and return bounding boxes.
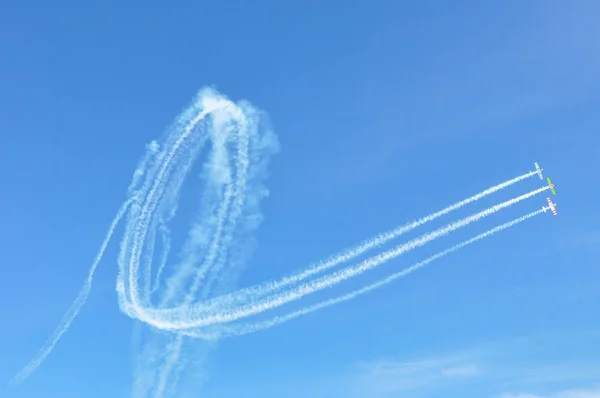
[131,185,550,331]
[112,91,275,396]
[10,88,278,394]
[129,169,540,319]
[190,207,546,338]
[10,84,545,398]
[119,89,276,397]
[151,135,246,397]
[205,170,540,307]
[153,335,184,398]
[151,222,171,295]
[10,199,133,385]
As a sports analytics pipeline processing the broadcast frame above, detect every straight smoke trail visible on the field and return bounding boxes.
[10,199,133,386]
[134,185,550,331]
[141,170,540,317]
[194,207,547,338]
[215,170,540,305]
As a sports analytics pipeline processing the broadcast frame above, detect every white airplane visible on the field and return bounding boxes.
[543,197,557,215]
[534,162,544,180]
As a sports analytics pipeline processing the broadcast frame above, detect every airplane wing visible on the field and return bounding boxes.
[535,162,543,180]
[547,177,556,194]
[546,198,557,215]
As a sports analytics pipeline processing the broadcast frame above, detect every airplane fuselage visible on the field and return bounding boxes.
[535,162,544,180]
[546,197,557,215]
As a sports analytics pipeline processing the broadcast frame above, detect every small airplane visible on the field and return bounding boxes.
[534,162,544,180]
[546,177,556,194]
[543,197,558,215]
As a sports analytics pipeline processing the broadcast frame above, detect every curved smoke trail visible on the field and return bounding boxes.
[187,170,538,308]
[129,185,549,332]
[183,207,546,338]
[12,86,544,394]
[11,87,279,387]
[10,200,133,385]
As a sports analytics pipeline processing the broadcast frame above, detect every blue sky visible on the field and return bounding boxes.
[1,1,599,397]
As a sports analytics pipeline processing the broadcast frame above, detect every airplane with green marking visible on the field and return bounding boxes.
[546,177,556,194]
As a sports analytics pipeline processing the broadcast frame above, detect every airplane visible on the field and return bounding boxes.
[543,197,558,215]
[534,162,544,180]
[546,177,556,194]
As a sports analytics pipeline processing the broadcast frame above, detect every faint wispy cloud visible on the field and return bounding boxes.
[333,333,600,398]
[351,354,482,395]
[518,363,600,385]
[556,388,600,398]
[441,364,481,377]
[498,387,600,398]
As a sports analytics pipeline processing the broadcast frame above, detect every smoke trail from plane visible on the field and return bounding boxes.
[115,88,278,397]
[10,199,134,386]
[208,170,539,305]
[131,171,541,324]
[186,207,545,338]
[10,85,549,398]
[11,88,279,390]
[128,186,549,332]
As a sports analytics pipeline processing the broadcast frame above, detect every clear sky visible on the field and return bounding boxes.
[1,1,599,398]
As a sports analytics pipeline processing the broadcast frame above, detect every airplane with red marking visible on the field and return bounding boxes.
[543,197,557,215]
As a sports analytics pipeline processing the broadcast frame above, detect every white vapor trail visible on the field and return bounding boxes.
[190,207,547,338]
[11,88,279,394]
[202,170,539,306]
[131,169,539,328]
[129,185,549,332]
[11,85,548,398]
[115,88,278,397]
[10,199,133,385]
